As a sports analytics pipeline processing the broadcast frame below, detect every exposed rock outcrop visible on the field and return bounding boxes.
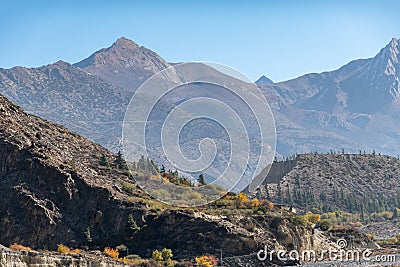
[0,247,127,267]
[129,209,337,262]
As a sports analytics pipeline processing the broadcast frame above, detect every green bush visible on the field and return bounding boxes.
[127,214,140,233]
[161,248,173,261]
[152,250,163,262]
[122,183,136,195]
[316,220,332,231]
[293,215,308,227]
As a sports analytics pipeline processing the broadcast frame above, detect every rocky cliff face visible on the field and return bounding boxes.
[129,209,320,259]
[0,245,127,267]
[0,93,147,249]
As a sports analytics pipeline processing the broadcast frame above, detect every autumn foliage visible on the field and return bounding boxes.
[304,212,321,224]
[195,255,218,267]
[9,243,36,252]
[57,244,81,254]
[104,247,119,259]
[250,198,260,208]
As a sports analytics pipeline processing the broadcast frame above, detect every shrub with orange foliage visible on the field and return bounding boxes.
[9,243,35,252]
[250,198,260,208]
[195,255,218,267]
[71,248,81,254]
[235,193,250,208]
[259,199,274,210]
[104,247,119,259]
[237,193,249,202]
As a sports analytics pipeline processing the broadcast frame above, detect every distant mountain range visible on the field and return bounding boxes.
[0,38,170,153]
[0,37,399,158]
[260,38,400,156]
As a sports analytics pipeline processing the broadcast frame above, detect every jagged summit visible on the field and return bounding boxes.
[73,37,170,91]
[111,36,140,49]
[369,38,399,72]
[387,37,399,64]
[389,37,399,48]
[255,75,273,85]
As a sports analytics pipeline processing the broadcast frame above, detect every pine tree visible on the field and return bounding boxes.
[84,227,93,244]
[115,151,128,170]
[127,214,140,233]
[198,174,206,185]
[100,154,110,167]
[160,165,166,175]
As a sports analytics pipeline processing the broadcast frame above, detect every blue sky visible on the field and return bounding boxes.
[1,0,399,82]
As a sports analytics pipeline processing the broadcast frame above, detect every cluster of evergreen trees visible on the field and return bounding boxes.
[274,183,400,218]
[132,155,159,175]
[100,151,128,170]
[160,165,193,186]
[99,152,205,188]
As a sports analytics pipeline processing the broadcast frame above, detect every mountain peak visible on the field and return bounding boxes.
[380,37,399,63]
[377,37,400,77]
[53,60,72,67]
[111,37,139,50]
[390,37,399,46]
[37,60,73,73]
[73,37,170,91]
[389,37,399,59]
[255,75,274,85]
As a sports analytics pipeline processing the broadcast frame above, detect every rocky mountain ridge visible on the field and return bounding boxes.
[0,60,131,152]
[260,38,400,155]
[2,37,400,158]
